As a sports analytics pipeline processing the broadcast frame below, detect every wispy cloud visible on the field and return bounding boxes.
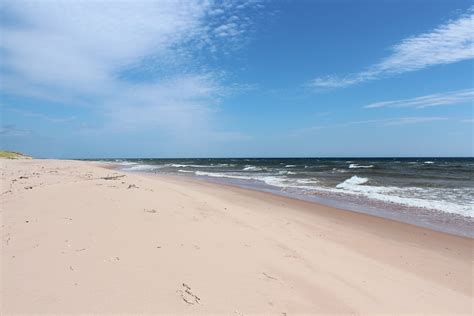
[364,89,474,109]
[6,108,76,123]
[0,0,263,142]
[292,116,448,135]
[310,7,474,88]
[348,117,448,126]
[0,124,31,136]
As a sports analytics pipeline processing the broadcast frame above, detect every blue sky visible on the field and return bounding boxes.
[0,0,473,158]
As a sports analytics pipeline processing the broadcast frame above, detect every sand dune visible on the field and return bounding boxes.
[1,159,472,314]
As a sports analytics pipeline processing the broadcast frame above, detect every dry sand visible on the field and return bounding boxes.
[1,159,472,314]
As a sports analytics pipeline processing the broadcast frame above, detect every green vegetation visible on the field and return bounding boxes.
[0,150,32,159]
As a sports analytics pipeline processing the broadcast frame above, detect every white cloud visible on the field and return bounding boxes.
[291,116,447,136]
[290,116,449,136]
[364,89,474,109]
[310,7,474,88]
[0,0,262,142]
[348,117,448,126]
[6,108,76,123]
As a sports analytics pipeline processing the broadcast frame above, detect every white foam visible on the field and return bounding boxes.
[243,165,263,171]
[169,164,219,168]
[349,164,373,169]
[260,176,289,187]
[333,176,473,217]
[285,165,296,168]
[123,164,158,172]
[424,161,434,164]
[195,171,253,180]
[336,176,369,188]
[258,176,316,190]
[295,179,319,185]
[117,161,138,166]
[278,170,296,175]
[188,169,474,218]
[194,171,316,191]
[178,169,193,173]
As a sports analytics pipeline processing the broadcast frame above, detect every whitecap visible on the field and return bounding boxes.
[117,161,138,166]
[169,164,214,168]
[333,176,473,217]
[243,165,263,171]
[195,171,253,180]
[278,170,296,175]
[349,164,373,169]
[336,176,369,189]
[123,164,159,172]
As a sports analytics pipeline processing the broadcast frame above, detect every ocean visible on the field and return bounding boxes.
[107,157,473,237]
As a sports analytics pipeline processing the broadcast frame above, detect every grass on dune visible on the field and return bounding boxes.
[0,150,32,159]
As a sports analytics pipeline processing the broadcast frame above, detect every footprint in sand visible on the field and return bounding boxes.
[177,283,201,305]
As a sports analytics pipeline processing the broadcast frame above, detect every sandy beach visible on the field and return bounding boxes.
[1,158,472,314]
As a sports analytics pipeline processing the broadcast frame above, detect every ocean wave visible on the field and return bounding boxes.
[178,169,194,173]
[194,172,289,189]
[348,164,373,169]
[243,165,263,171]
[333,176,473,217]
[195,171,252,180]
[295,179,319,185]
[116,161,139,166]
[122,164,159,172]
[285,165,297,168]
[169,164,221,168]
[294,175,473,217]
[194,171,322,192]
[424,161,435,164]
[336,176,369,189]
[278,170,297,175]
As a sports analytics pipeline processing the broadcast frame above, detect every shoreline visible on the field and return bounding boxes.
[137,170,473,243]
[136,169,474,240]
[2,158,472,313]
[116,163,473,238]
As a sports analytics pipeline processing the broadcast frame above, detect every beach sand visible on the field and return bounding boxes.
[1,159,472,314]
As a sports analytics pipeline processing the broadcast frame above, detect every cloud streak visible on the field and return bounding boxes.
[364,89,474,109]
[291,116,448,136]
[5,107,76,123]
[310,7,474,88]
[0,124,31,136]
[348,117,448,126]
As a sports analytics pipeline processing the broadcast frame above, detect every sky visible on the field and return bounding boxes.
[0,0,473,158]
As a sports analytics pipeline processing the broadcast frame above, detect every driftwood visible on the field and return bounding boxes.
[100,175,125,180]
